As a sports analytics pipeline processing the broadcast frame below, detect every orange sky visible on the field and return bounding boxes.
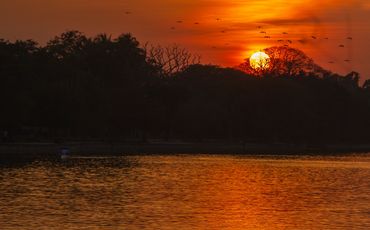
[1,0,369,81]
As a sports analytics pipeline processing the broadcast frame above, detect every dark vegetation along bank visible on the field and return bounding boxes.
[1,31,370,145]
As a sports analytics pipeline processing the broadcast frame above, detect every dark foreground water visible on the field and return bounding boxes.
[0,154,369,229]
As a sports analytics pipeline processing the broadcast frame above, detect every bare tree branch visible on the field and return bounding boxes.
[144,44,201,77]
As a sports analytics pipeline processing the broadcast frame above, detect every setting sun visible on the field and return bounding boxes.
[249,51,270,70]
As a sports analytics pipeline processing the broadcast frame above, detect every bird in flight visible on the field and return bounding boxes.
[347,37,353,40]
[339,44,345,47]
[260,31,266,34]
[311,36,317,39]
[176,20,183,23]
[282,32,288,35]
[264,36,271,38]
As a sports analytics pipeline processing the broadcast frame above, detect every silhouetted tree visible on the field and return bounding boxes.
[237,58,268,77]
[0,32,369,144]
[238,46,322,78]
[145,44,200,78]
[364,79,370,91]
[264,46,320,77]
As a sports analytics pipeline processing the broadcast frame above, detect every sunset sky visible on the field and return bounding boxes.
[1,0,369,81]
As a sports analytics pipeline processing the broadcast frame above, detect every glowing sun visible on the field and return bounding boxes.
[249,51,270,70]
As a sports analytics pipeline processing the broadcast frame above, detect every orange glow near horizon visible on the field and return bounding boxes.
[0,0,369,80]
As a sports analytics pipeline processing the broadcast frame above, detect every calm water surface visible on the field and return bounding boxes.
[0,154,370,229]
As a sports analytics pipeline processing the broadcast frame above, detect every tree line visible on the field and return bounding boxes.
[0,31,369,144]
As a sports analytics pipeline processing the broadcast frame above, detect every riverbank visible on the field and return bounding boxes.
[1,141,370,160]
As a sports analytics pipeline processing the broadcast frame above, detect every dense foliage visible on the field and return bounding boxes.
[0,31,369,143]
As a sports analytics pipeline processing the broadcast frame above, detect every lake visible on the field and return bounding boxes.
[0,154,369,229]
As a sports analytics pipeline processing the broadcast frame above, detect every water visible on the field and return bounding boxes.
[0,154,370,229]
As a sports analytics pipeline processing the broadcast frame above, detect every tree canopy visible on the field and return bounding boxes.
[0,31,369,144]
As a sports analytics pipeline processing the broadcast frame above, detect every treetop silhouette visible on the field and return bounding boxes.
[0,31,369,144]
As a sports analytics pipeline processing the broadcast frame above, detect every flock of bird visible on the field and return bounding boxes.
[254,25,354,64]
[124,10,353,65]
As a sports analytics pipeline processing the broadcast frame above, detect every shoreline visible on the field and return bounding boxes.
[1,142,370,160]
